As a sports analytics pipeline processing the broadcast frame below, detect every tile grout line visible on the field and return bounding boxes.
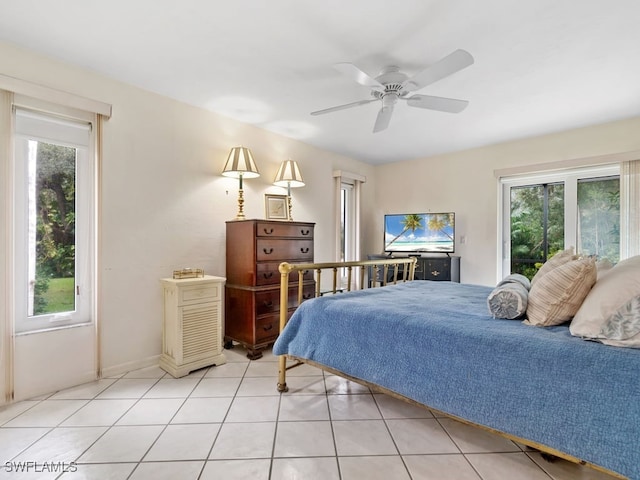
[268,378,284,480]
[128,366,214,479]
[2,377,127,472]
[323,370,344,480]
[372,390,419,480]
[57,371,166,479]
[1,372,163,479]
[197,358,249,478]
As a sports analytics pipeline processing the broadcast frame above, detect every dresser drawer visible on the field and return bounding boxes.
[256,239,314,262]
[179,282,222,305]
[256,262,314,286]
[255,284,315,316]
[256,222,314,239]
[255,315,279,342]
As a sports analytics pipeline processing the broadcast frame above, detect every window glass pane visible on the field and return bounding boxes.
[577,176,620,263]
[510,183,564,279]
[547,183,565,255]
[29,140,76,316]
[340,187,346,262]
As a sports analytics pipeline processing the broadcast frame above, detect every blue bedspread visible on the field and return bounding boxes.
[273,281,640,479]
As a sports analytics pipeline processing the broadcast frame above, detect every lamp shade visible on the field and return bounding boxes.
[222,147,260,179]
[273,160,305,188]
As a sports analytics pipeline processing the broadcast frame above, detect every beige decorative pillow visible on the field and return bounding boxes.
[525,257,596,327]
[570,255,640,347]
[530,247,576,287]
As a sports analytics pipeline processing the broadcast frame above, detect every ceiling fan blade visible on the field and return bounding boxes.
[403,49,474,92]
[334,63,384,88]
[406,94,469,113]
[373,105,394,133]
[310,98,377,116]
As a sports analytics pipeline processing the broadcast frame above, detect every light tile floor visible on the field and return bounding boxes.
[0,347,619,480]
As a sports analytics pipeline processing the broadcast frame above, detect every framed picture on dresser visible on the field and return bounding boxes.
[265,194,289,220]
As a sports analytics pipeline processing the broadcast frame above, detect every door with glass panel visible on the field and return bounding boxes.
[501,167,620,280]
[13,107,96,400]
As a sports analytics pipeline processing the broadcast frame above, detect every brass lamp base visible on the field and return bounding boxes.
[235,188,246,220]
[287,195,293,221]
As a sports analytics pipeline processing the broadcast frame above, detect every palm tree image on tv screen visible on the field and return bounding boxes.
[384,213,455,253]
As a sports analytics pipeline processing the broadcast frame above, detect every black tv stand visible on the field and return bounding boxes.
[369,254,460,282]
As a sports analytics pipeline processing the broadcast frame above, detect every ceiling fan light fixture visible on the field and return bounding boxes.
[382,93,399,108]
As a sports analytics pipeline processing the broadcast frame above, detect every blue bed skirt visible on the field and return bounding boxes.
[273,281,640,479]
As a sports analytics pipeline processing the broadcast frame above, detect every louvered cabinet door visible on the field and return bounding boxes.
[180,302,221,363]
[160,275,227,378]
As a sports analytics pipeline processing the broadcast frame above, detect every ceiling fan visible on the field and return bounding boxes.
[311,49,474,133]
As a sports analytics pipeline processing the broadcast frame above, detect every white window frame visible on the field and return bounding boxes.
[340,182,356,263]
[498,164,620,280]
[13,103,96,334]
[333,170,365,288]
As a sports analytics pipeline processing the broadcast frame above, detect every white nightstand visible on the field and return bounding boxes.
[160,275,226,377]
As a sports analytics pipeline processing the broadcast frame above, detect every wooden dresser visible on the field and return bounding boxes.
[225,219,315,359]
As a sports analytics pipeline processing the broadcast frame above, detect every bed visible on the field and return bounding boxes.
[273,258,640,480]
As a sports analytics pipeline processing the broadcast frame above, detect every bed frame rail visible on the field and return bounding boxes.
[277,257,417,393]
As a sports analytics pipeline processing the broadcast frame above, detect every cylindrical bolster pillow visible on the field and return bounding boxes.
[496,273,531,291]
[487,281,529,319]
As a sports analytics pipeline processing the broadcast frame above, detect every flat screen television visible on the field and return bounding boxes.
[384,213,455,253]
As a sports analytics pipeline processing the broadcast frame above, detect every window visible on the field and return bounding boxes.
[577,176,620,261]
[333,170,365,287]
[509,182,565,278]
[501,165,620,279]
[14,107,95,333]
[340,182,355,263]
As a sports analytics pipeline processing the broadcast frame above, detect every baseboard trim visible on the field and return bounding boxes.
[100,354,160,378]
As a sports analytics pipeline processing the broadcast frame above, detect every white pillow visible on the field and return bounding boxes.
[595,258,614,279]
[570,255,640,348]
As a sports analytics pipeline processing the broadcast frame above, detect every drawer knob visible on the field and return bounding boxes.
[263,324,274,331]
[263,228,274,235]
[263,300,274,308]
[262,272,273,279]
[301,229,310,236]
[302,293,313,300]
[300,247,309,254]
[263,247,274,254]
[431,270,440,276]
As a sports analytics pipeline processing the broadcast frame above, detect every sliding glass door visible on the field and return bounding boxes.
[501,166,620,280]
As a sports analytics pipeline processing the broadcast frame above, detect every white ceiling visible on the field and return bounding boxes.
[1,0,639,165]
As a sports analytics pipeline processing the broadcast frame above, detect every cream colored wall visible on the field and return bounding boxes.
[4,38,639,376]
[370,116,640,286]
[0,42,375,375]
